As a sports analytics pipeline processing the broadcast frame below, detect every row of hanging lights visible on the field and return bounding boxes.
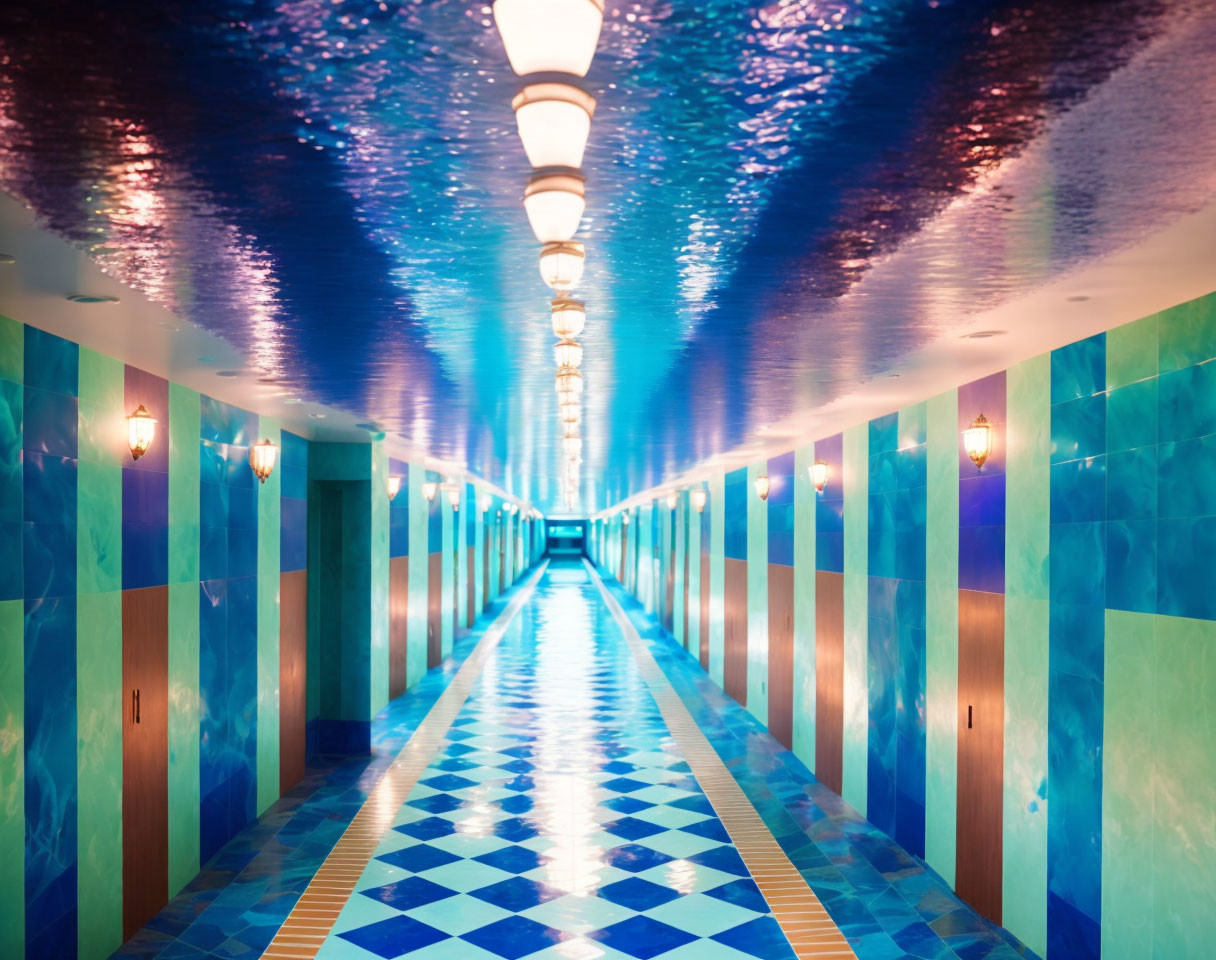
[493,0,603,511]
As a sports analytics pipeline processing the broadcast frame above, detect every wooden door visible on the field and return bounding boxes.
[956,589,1005,924]
[122,585,168,939]
[498,524,506,592]
[427,552,442,668]
[467,550,476,625]
[723,557,748,706]
[664,537,675,631]
[620,526,628,582]
[815,570,844,795]
[767,564,794,748]
[389,557,408,699]
[682,533,690,651]
[483,527,490,606]
[452,550,459,636]
[280,570,308,793]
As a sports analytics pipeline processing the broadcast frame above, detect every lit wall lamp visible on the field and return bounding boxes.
[492,0,604,78]
[524,171,585,243]
[622,512,631,526]
[387,475,403,501]
[449,486,462,512]
[754,474,770,501]
[126,404,157,461]
[512,82,596,169]
[423,481,438,502]
[544,253,586,298]
[810,460,829,494]
[691,489,707,513]
[249,439,279,484]
[665,492,678,510]
[963,414,993,470]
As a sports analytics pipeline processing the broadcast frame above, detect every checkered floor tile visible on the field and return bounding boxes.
[320,565,795,960]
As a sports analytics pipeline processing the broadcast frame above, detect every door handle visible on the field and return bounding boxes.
[967,705,972,730]
[132,688,141,724]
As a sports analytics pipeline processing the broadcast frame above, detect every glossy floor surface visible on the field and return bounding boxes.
[116,560,1034,959]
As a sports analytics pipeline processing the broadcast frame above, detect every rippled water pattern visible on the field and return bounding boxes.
[322,561,796,958]
[1,1,1214,509]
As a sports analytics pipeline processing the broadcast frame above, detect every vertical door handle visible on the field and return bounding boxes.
[967,704,972,730]
[132,688,141,724]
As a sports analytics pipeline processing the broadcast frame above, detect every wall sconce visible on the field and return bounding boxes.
[449,486,461,512]
[480,494,492,513]
[126,404,157,461]
[387,475,402,501]
[963,414,993,470]
[249,439,279,484]
[691,489,707,513]
[622,512,630,526]
[665,492,678,510]
[754,474,770,501]
[810,460,829,494]
[422,481,438,502]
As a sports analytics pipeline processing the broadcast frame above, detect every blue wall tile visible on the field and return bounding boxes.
[22,387,77,457]
[24,594,78,956]
[1106,379,1156,453]
[1051,333,1105,404]
[1049,457,1106,525]
[23,328,77,397]
[281,496,308,572]
[869,412,898,455]
[1157,360,1216,444]
[1157,516,1216,620]
[122,522,169,591]
[815,433,844,574]
[867,577,898,841]
[1157,435,1216,520]
[1106,447,1155,522]
[767,451,795,567]
[1051,395,1106,464]
[723,468,747,561]
[1105,520,1156,614]
[389,459,409,558]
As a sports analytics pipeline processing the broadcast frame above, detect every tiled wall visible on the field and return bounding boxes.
[0,314,536,958]
[593,290,1216,960]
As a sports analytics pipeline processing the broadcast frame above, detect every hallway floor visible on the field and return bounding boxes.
[117,560,1035,960]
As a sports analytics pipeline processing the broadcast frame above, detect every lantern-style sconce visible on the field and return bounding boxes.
[126,404,157,461]
[422,481,438,502]
[810,460,829,494]
[665,491,678,510]
[480,494,492,513]
[249,439,279,484]
[448,486,462,512]
[691,489,707,513]
[387,475,403,501]
[622,512,631,526]
[754,474,770,501]
[963,414,993,470]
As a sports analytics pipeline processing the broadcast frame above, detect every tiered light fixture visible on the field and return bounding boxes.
[493,0,603,512]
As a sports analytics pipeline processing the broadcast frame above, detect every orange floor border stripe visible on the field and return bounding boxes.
[262,563,548,959]
[586,560,858,960]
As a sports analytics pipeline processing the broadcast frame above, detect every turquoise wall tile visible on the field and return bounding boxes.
[23,327,77,397]
[1105,379,1156,453]
[1157,361,1216,444]
[1157,516,1216,621]
[1105,447,1155,522]
[1157,435,1216,519]
[1105,520,1156,614]
[1049,457,1106,524]
[1050,395,1105,463]
[1051,333,1105,404]
[0,315,22,383]
[0,598,25,956]
[1106,312,1158,390]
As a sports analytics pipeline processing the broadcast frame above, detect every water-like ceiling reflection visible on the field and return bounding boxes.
[0,0,1213,511]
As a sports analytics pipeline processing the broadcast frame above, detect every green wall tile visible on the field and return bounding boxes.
[687,492,702,661]
[708,472,725,687]
[256,420,281,815]
[924,388,958,886]
[1105,311,1158,390]
[1158,290,1216,373]
[168,385,200,585]
[746,461,769,724]
[842,422,869,815]
[792,444,816,768]
[0,314,22,383]
[75,591,122,959]
[407,465,429,687]
[77,460,122,595]
[0,598,24,957]
[76,348,125,466]
[441,490,453,658]
[473,488,484,615]
[673,497,685,648]
[1002,354,1050,957]
[167,580,200,896]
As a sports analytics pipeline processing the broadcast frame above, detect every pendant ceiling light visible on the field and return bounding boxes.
[555,368,583,396]
[492,0,604,78]
[550,295,586,336]
[512,83,596,170]
[563,436,582,457]
[554,338,583,369]
[541,246,586,295]
[524,172,585,243]
[562,421,580,440]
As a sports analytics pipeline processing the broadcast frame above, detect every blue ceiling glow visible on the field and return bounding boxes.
[0,0,1210,512]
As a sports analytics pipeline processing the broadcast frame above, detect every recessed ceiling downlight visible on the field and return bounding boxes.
[961,330,1007,339]
[216,370,240,378]
[66,294,119,304]
[0,254,15,265]
[283,398,303,405]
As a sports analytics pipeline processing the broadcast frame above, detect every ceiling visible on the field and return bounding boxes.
[1,0,1214,514]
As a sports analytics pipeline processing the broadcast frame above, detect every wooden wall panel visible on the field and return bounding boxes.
[427,552,442,669]
[956,588,1005,925]
[664,540,675,632]
[451,550,460,637]
[498,526,506,593]
[699,552,710,671]
[122,585,169,939]
[815,570,844,795]
[389,557,408,699]
[467,550,476,625]
[682,537,690,651]
[483,528,490,607]
[723,557,748,706]
[620,527,628,583]
[280,570,308,794]
[767,564,794,748]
